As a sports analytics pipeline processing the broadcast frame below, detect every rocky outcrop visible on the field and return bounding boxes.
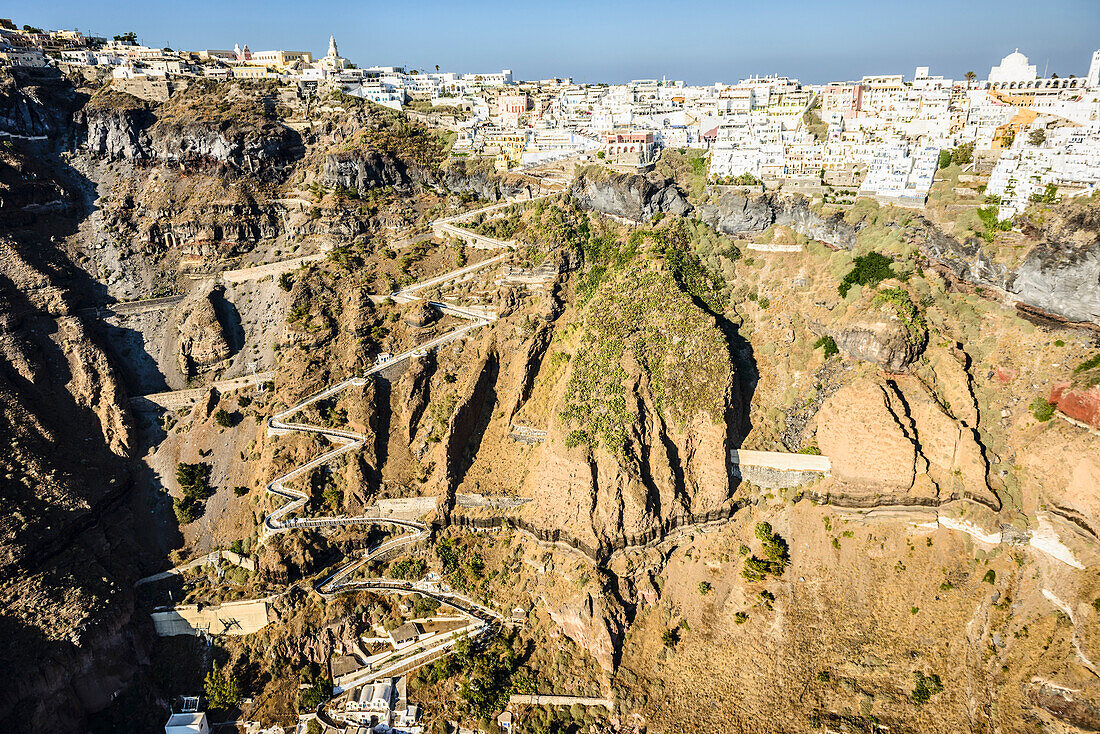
[80,99,151,161]
[400,353,435,440]
[814,374,997,509]
[147,119,302,179]
[175,290,231,377]
[697,190,859,249]
[323,149,427,192]
[1049,383,1100,430]
[907,211,1100,327]
[79,83,303,179]
[0,67,84,141]
[544,589,627,671]
[402,300,438,328]
[1018,421,1100,541]
[827,294,927,373]
[1010,241,1100,325]
[518,266,738,551]
[572,168,691,222]
[0,236,142,732]
[441,349,499,501]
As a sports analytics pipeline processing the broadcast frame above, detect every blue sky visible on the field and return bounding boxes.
[7,0,1099,84]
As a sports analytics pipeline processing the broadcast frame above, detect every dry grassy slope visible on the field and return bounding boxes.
[616,504,1098,734]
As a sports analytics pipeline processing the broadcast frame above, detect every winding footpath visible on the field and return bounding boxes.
[248,203,521,717]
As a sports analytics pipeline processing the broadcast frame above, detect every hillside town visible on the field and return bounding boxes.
[2,18,1099,217]
[4,11,1100,734]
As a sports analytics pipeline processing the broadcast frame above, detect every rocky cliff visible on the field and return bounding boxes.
[698,190,860,249]
[0,235,144,731]
[0,69,153,732]
[518,262,738,552]
[571,168,692,222]
[573,167,1100,327]
[80,80,303,178]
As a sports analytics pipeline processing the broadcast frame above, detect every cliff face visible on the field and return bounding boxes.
[79,82,303,178]
[519,264,738,551]
[322,149,557,201]
[571,169,1100,327]
[323,148,431,192]
[571,168,692,222]
[0,237,143,731]
[1010,240,1100,325]
[910,211,1100,326]
[698,190,859,249]
[80,98,152,161]
[0,69,149,733]
[0,67,85,141]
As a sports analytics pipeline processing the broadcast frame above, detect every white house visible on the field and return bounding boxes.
[165,712,210,734]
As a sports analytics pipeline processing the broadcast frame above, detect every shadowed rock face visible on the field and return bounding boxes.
[571,169,692,222]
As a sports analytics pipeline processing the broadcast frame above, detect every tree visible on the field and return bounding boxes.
[953,141,975,166]
[937,149,952,169]
[214,408,240,428]
[174,462,212,525]
[964,71,976,87]
[306,720,323,734]
[204,662,242,710]
[435,64,440,73]
[1028,127,1046,146]
[113,31,137,44]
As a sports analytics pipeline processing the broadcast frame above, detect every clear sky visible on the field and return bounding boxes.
[7,0,1099,84]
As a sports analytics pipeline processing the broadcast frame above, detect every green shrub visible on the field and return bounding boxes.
[982,569,996,584]
[204,662,242,711]
[662,628,680,648]
[1074,353,1100,374]
[1029,397,1056,422]
[813,335,838,358]
[742,522,790,580]
[734,612,748,624]
[390,557,428,580]
[838,252,894,297]
[953,141,975,165]
[697,581,712,595]
[911,671,943,704]
[937,150,952,169]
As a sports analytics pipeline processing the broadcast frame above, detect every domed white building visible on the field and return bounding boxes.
[988,49,1037,84]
